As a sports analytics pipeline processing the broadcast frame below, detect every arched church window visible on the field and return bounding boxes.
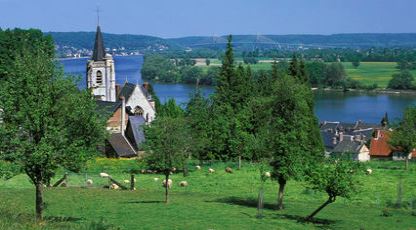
[134,106,144,116]
[96,71,103,85]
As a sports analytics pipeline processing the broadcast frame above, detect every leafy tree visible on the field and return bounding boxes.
[157,98,184,118]
[0,29,105,221]
[288,54,299,78]
[205,58,211,66]
[352,60,361,68]
[305,61,326,86]
[267,75,323,209]
[305,159,360,221]
[324,63,347,87]
[143,116,190,203]
[388,70,414,90]
[141,54,179,83]
[389,106,416,170]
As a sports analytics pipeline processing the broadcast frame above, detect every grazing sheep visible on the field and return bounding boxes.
[110,183,119,190]
[264,172,271,178]
[140,169,146,174]
[154,178,159,181]
[208,168,215,173]
[196,165,201,170]
[86,179,93,186]
[179,181,188,187]
[225,167,233,174]
[171,167,177,172]
[99,172,109,178]
[146,169,153,174]
[123,180,130,184]
[162,179,173,188]
[366,168,373,175]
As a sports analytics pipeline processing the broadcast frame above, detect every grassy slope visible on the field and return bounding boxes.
[0,159,416,229]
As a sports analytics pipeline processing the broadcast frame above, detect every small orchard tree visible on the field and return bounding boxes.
[305,159,360,221]
[143,116,190,203]
[390,106,416,170]
[0,31,105,221]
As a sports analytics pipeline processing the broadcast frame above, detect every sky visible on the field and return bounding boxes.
[0,0,415,38]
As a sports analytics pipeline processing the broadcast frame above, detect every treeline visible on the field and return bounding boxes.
[141,54,220,85]
[143,35,360,217]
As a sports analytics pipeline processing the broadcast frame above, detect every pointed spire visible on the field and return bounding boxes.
[92,25,106,61]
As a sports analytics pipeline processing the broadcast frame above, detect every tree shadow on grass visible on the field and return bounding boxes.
[123,200,164,204]
[44,216,83,223]
[210,196,337,228]
[271,213,336,227]
[209,196,276,210]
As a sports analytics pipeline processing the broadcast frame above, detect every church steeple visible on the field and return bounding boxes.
[92,25,106,61]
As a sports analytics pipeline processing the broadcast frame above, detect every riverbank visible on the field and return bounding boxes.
[315,88,416,95]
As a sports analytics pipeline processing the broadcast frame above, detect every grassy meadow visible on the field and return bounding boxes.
[0,158,416,229]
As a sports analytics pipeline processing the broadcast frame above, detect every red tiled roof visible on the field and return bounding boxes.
[369,130,393,157]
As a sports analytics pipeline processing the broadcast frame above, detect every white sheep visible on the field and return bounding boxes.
[110,183,119,190]
[208,168,215,173]
[123,180,130,184]
[162,179,173,188]
[172,167,177,172]
[99,172,109,178]
[366,168,373,175]
[264,172,271,178]
[86,179,93,186]
[154,178,159,181]
[196,165,201,170]
[179,181,188,187]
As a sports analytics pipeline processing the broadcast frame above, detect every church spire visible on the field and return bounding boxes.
[92,25,106,61]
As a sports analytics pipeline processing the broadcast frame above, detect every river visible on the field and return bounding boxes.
[60,55,416,124]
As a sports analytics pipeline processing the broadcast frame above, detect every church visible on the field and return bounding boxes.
[87,25,156,157]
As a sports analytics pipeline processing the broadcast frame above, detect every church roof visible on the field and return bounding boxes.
[95,100,121,118]
[92,25,106,61]
[107,133,137,158]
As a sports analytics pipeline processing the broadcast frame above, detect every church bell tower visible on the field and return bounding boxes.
[86,25,116,102]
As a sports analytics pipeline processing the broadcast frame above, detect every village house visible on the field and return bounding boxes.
[89,25,156,157]
[369,129,416,160]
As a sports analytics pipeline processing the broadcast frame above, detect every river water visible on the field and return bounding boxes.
[60,55,416,124]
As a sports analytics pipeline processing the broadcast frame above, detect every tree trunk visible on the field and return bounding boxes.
[183,166,189,177]
[238,156,242,170]
[306,197,334,221]
[277,179,286,210]
[130,174,135,191]
[165,173,169,204]
[35,182,44,222]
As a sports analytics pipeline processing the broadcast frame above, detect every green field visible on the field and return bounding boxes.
[1,158,416,229]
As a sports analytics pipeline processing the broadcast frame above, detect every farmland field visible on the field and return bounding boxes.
[0,158,416,229]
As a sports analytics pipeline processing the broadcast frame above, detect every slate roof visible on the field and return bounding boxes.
[332,139,365,154]
[321,131,337,151]
[118,82,136,102]
[126,116,146,149]
[107,133,137,158]
[95,100,121,118]
[92,25,106,61]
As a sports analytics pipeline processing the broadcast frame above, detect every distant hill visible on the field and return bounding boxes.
[47,32,416,57]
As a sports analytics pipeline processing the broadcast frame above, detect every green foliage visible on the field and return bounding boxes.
[141,54,179,83]
[324,63,347,87]
[388,70,414,89]
[157,98,184,118]
[352,60,361,68]
[390,106,416,154]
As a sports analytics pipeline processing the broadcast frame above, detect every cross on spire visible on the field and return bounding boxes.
[96,6,101,25]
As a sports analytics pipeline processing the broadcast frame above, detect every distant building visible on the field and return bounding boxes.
[369,129,416,161]
[89,25,156,157]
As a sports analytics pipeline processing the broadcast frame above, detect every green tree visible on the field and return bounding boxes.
[267,75,323,210]
[0,30,105,221]
[324,63,347,87]
[388,70,414,90]
[305,159,360,221]
[143,116,190,203]
[288,54,299,78]
[205,58,211,66]
[389,106,416,170]
[352,60,361,68]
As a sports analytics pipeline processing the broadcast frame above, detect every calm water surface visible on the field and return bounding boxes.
[60,55,416,123]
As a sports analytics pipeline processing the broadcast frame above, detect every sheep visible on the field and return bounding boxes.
[264,172,271,178]
[179,181,188,187]
[154,178,159,182]
[208,168,215,173]
[123,180,130,184]
[171,167,177,172]
[86,179,93,186]
[99,172,109,178]
[366,168,373,175]
[140,169,146,174]
[196,165,201,170]
[162,179,173,189]
[146,169,153,174]
[225,167,233,174]
[110,183,119,190]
